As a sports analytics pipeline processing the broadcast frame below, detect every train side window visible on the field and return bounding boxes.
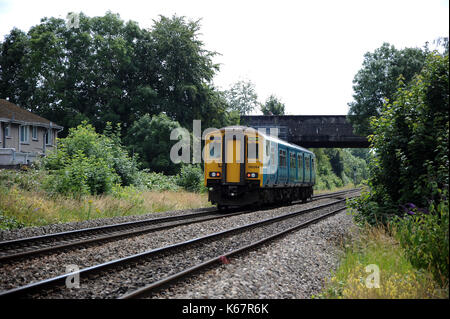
[305,156,310,170]
[290,152,296,168]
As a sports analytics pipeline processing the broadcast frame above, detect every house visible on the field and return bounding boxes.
[0,99,63,167]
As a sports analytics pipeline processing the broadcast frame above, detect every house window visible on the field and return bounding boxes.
[5,124,10,137]
[32,126,38,140]
[20,125,29,143]
[45,129,53,145]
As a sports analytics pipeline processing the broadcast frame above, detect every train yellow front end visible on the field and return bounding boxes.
[204,126,263,209]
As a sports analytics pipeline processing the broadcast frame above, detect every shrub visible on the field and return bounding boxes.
[140,171,180,191]
[393,196,449,287]
[351,52,449,224]
[43,121,140,195]
[176,164,205,193]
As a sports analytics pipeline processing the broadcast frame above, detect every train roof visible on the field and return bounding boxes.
[214,126,315,156]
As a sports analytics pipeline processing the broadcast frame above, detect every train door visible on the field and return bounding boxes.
[225,136,243,183]
[278,147,287,184]
[311,157,316,184]
[271,142,278,185]
[289,151,296,184]
[305,154,310,183]
[297,153,303,183]
[264,139,275,185]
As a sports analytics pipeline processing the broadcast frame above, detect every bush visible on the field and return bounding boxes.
[140,171,180,191]
[176,164,205,193]
[43,122,141,196]
[351,52,449,224]
[393,196,449,287]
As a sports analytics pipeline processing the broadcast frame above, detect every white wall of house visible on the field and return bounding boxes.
[0,122,60,166]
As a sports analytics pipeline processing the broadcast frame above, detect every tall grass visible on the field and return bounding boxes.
[317,224,448,299]
[0,169,211,229]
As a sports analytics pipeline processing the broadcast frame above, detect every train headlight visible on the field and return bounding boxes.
[246,173,258,178]
[209,172,221,178]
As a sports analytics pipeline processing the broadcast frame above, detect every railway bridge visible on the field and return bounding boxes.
[240,115,369,148]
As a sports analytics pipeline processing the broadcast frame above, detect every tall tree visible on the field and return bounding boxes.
[347,43,427,136]
[125,113,182,174]
[0,12,226,135]
[261,94,285,115]
[224,80,259,115]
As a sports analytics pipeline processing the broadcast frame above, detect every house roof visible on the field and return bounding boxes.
[0,99,63,129]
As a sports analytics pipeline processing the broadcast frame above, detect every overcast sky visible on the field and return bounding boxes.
[0,0,448,115]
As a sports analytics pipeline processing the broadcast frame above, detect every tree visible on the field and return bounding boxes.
[0,12,227,136]
[349,51,449,224]
[224,80,259,115]
[125,113,182,175]
[261,94,285,115]
[347,43,427,136]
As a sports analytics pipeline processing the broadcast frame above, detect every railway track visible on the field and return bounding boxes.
[0,188,358,262]
[0,189,358,298]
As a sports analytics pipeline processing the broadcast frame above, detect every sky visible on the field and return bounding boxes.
[0,0,448,115]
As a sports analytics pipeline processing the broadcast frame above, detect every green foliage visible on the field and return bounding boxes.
[393,197,449,287]
[348,51,449,287]
[176,164,206,193]
[355,52,449,220]
[312,148,343,190]
[312,148,369,191]
[348,42,427,136]
[260,94,285,115]
[43,121,141,195]
[0,12,227,135]
[139,171,180,191]
[125,113,182,175]
[0,208,25,230]
[224,80,260,115]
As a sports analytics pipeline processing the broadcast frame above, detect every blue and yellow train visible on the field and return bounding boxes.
[204,126,316,209]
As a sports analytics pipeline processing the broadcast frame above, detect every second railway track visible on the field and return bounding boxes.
[0,188,358,262]
[0,189,358,298]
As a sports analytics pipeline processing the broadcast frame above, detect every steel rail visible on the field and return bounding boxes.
[0,188,359,262]
[119,205,348,299]
[0,196,354,299]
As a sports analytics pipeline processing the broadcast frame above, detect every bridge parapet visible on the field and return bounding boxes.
[240,115,370,148]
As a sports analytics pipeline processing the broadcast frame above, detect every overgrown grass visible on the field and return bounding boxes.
[0,169,211,229]
[314,183,360,195]
[316,224,448,299]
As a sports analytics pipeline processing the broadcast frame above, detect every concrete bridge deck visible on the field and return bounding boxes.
[240,115,369,148]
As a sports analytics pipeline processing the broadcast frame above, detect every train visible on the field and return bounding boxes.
[204,126,316,209]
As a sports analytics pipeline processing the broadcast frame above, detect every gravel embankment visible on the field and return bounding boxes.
[0,198,343,293]
[151,209,357,299]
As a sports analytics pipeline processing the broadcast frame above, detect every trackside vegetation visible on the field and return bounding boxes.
[320,46,449,298]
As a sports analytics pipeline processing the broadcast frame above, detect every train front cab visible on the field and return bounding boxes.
[204,127,263,208]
